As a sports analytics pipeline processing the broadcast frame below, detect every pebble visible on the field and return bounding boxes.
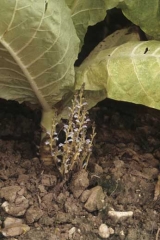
[98,224,114,238]
[69,169,89,198]
[84,186,105,212]
[2,217,30,237]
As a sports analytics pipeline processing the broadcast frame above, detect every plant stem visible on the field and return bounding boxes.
[40,109,57,166]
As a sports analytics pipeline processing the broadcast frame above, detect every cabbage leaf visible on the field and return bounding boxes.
[0,0,79,111]
[65,0,121,49]
[65,0,106,49]
[76,40,160,110]
[119,0,160,40]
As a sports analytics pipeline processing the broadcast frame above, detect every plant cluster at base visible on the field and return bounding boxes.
[40,85,96,178]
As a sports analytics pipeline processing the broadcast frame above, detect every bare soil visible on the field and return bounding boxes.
[0,99,160,240]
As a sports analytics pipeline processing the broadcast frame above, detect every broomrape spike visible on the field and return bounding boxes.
[39,84,96,179]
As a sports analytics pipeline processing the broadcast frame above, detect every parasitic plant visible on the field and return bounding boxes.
[40,85,96,177]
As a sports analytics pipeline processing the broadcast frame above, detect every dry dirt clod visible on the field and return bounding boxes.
[2,196,29,216]
[25,206,43,224]
[80,189,91,203]
[39,214,54,226]
[64,197,79,214]
[41,174,57,187]
[69,169,89,198]
[94,164,103,174]
[17,174,30,184]
[84,186,105,212]
[154,174,160,200]
[0,186,22,202]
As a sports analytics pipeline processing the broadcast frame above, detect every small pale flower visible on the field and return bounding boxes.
[82,102,88,106]
[46,131,52,136]
[85,118,90,122]
[83,162,87,168]
[54,137,59,141]
[86,139,91,144]
[59,143,63,147]
[45,140,50,145]
[68,132,74,138]
[68,138,73,142]
[74,114,78,118]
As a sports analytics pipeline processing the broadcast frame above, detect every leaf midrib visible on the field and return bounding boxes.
[0,39,50,111]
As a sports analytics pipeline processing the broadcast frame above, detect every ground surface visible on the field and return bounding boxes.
[0,99,160,240]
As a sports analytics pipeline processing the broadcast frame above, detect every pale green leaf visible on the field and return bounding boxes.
[65,0,122,49]
[0,0,79,111]
[65,0,106,49]
[75,28,140,109]
[104,0,124,9]
[76,40,160,110]
[119,0,160,40]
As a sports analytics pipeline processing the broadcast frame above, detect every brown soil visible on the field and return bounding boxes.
[0,99,160,240]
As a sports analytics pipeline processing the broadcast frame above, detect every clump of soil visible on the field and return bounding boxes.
[0,99,160,240]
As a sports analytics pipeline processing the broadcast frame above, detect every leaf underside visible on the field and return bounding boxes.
[0,0,79,111]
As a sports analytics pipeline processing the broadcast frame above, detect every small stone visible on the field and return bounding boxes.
[98,224,114,239]
[84,186,105,212]
[69,169,89,198]
[68,227,76,239]
[25,206,43,224]
[2,224,30,237]
[119,230,125,240]
[4,217,23,228]
[108,209,133,222]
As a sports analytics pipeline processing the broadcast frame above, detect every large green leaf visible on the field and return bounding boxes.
[75,27,140,109]
[65,0,121,49]
[0,0,79,111]
[76,40,160,110]
[104,0,122,9]
[65,0,106,49]
[118,0,160,40]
